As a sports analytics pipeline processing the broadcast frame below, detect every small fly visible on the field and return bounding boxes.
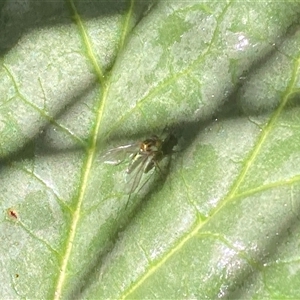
[103,133,177,206]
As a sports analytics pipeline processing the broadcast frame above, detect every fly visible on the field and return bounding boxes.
[103,133,177,206]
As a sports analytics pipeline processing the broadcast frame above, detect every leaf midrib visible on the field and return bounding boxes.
[52,0,135,298]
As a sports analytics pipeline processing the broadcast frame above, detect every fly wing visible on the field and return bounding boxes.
[125,154,152,194]
[102,143,139,165]
[126,152,145,174]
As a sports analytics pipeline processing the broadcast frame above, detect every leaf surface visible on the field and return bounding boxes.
[1,1,300,299]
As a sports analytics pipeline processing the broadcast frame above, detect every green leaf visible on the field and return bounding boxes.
[1,0,300,299]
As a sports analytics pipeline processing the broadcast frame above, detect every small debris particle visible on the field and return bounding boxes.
[7,208,18,220]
